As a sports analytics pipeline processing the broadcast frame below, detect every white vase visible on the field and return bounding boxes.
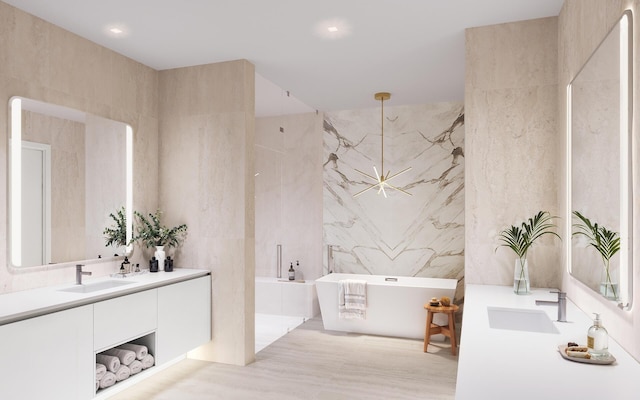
[513,259,530,295]
[155,246,166,272]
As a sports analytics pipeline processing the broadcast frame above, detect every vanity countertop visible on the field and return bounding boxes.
[456,284,640,400]
[0,268,210,326]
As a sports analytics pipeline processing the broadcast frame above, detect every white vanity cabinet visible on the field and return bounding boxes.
[0,305,94,400]
[156,275,211,364]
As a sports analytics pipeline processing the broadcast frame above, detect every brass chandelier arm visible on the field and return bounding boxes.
[385,182,413,196]
[353,183,380,197]
[385,166,412,181]
[354,168,378,182]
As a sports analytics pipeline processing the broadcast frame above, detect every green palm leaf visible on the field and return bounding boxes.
[497,211,560,260]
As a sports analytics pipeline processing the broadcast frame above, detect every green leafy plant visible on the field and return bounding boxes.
[103,206,129,248]
[497,211,561,293]
[134,210,188,249]
[572,211,620,299]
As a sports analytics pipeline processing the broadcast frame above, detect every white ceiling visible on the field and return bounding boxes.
[3,0,564,115]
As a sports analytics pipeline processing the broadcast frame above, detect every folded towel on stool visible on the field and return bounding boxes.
[96,354,120,373]
[115,365,131,382]
[95,363,107,381]
[99,372,116,389]
[102,348,136,366]
[141,354,155,369]
[117,343,148,360]
[129,359,143,375]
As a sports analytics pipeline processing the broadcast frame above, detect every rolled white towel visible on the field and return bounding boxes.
[102,348,136,366]
[129,359,143,375]
[115,365,131,382]
[99,372,116,389]
[117,343,148,360]
[95,379,99,392]
[96,354,120,373]
[141,354,155,369]
[95,363,107,381]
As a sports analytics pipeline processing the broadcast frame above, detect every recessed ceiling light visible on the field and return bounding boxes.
[104,24,129,38]
[315,18,351,39]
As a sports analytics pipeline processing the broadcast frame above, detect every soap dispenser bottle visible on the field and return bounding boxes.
[121,256,131,274]
[587,313,609,358]
[288,262,295,281]
[150,256,159,273]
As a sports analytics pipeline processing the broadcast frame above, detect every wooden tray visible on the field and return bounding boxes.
[557,345,616,365]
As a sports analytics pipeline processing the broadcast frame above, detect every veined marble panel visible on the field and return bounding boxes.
[323,102,464,282]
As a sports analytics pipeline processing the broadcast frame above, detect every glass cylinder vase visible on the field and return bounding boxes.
[513,258,530,295]
[600,262,619,300]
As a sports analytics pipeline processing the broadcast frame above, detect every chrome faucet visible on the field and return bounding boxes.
[76,264,91,285]
[535,290,567,322]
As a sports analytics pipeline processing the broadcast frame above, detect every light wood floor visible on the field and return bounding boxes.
[110,317,458,399]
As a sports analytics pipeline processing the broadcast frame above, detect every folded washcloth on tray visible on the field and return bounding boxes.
[117,343,148,360]
[95,363,107,381]
[129,359,143,375]
[99,372,116,389]
[96,354,120,373]
[102,348,136,366]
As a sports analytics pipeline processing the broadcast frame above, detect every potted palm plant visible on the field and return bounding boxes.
[572,211,620,300]
[497,211,560,294]
[103,206,130,256]
[134,210,188,271]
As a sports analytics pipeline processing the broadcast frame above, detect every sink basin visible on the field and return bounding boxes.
[487,306,559,334]
[59,280,134,294]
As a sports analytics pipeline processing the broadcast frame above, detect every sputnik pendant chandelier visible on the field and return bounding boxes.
[353,92,412,198]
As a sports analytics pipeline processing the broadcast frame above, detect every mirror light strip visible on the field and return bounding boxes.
[10,98,22,267]
[125,125,133,255]
[566,84,572,275]
[618,12,630,308]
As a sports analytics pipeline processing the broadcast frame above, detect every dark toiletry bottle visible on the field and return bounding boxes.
[121,256,131,274]
[150,256,159,273]
[289,262,295,281]
[164,256,174,272]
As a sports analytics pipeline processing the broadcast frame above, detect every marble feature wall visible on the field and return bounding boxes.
[158,60,256,366]
[323,103,464,291]
[559,0,640,361]
[255,113,323,281]
[465,17,561,289]
[0,2,159,293]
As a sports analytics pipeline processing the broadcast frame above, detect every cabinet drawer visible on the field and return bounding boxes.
[156,276,211,364]
[94,289,157,351]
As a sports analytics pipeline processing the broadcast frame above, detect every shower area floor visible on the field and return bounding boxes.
[255,313,306,353]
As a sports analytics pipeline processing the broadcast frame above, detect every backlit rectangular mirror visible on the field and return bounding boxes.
[568,11,633,307]
[9,97,133,268]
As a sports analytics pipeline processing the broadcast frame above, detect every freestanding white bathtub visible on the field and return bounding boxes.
[315,273,457,339]
[255,277,319,318]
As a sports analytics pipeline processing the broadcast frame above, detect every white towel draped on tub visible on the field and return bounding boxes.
[338,279,367,320]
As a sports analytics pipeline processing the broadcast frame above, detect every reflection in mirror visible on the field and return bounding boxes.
[9,97,133,268]
[569,11,632,307]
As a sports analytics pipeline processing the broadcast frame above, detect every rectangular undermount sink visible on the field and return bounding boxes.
[487,306,559,334]
[58,280,134,294]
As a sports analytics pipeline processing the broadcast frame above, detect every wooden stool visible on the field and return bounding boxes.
[424,303,459,355]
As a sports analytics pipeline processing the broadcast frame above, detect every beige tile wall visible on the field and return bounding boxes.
[464,17,561,289]
[158,60,256,366]
[0,2,159,292]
